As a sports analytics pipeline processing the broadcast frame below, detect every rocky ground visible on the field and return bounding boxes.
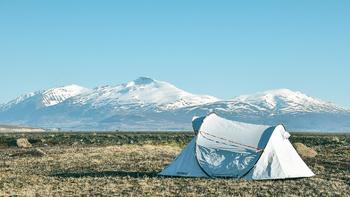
[0,132,349,196]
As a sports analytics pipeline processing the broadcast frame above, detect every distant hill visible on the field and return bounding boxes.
[0,124,45,132]
[0,77,349,132]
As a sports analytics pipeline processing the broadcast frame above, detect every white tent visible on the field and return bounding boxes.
[160,113,315,180]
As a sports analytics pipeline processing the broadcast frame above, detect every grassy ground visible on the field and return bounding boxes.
[0,132,349,196]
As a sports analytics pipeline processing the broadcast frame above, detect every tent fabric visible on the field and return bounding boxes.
[244,125,315,180]
[159,113,315,180]
[195,114,272,177]
[192,116,205,135]
[159,138,208,177]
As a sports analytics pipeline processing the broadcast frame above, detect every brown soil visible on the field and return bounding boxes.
[0,132,349,196]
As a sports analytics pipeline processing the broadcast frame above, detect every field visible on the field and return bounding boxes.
[0,132,349,196]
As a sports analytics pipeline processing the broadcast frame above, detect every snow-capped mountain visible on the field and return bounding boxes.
[186,89,347,115]
[179,89,350,131]
[232,89,347,114]
[0,84,89,111]
[0,85,90,122]
[40,84,90,107]
[0,77,349,131]
[67,77,219,110]
[0,92,37,111]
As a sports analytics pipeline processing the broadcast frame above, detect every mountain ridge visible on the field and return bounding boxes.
[0,77,349,131]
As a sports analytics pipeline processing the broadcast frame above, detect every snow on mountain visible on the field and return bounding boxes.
[178,89,350,131]
[0,84,90,111]
[41,84,90,107]
[67,77,219,110]
[0,78,349,131]
[0,92,37,111]
[231,89,347,114]
[187,88,348,116]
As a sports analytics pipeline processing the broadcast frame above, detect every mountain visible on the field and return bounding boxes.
[0,84,90,122]
[65,77,219,110]
[0,124,45,132]
[232,89,347,114]
[0,77,349,131]
[180,89,350,131]
[185,89,347,115]
[0,84,89,110]
[0,77,219,130]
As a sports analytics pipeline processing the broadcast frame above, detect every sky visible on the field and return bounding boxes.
[0,1,349,107]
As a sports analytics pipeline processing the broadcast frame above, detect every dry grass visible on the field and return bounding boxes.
[0,132,349,196]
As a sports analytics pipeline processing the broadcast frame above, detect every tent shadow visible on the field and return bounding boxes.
[50,170,159,178]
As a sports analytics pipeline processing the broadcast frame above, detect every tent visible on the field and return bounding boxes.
[159,113,315,180]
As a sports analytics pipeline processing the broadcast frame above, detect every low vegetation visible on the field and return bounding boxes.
[0,132,349,196]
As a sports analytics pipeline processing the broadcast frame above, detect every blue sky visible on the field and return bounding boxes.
[0,1,349,107]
